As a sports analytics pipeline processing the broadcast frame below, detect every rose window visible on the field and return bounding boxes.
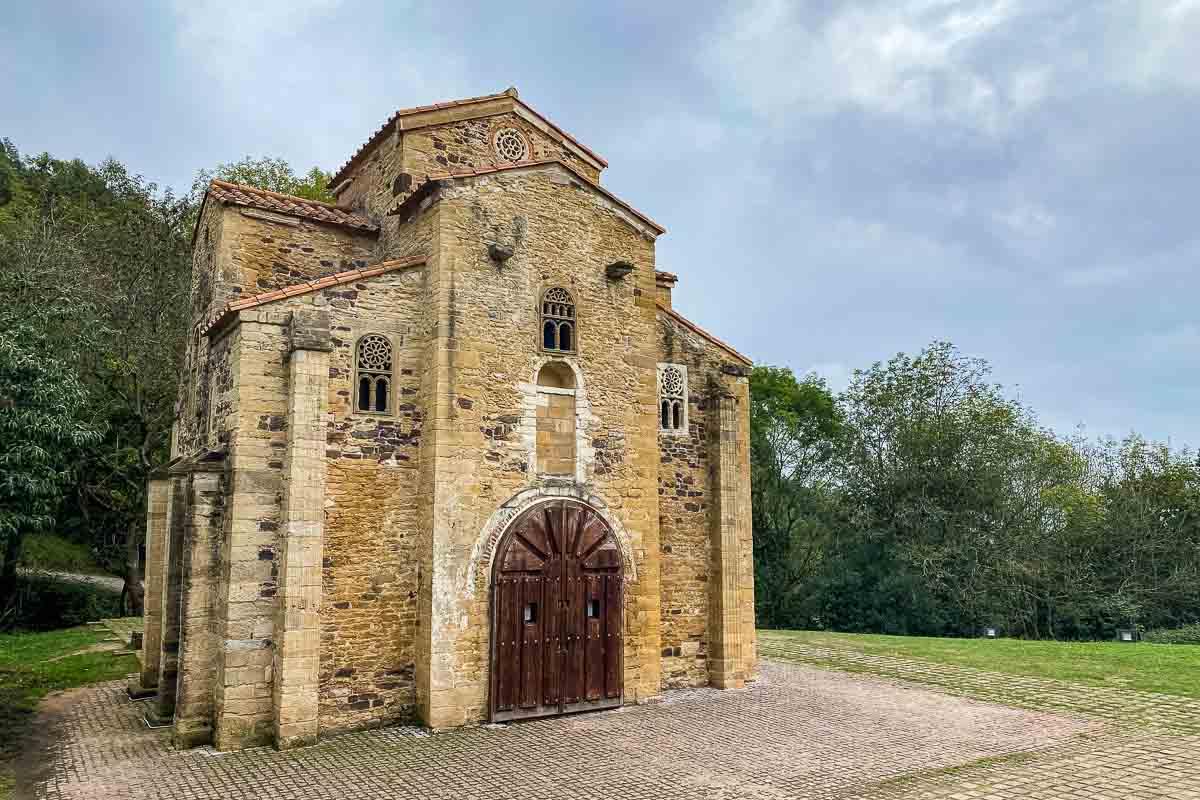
[494,128,530,162]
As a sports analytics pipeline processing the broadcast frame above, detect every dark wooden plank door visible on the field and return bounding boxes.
[491,500,622,722]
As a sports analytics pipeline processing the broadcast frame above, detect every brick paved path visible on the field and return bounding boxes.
[759,633,1200,800]
[25,661,1094,800]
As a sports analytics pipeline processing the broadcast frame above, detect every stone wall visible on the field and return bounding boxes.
[535,390,576,476]
[381,164,662,727]
[201,254,432,746]
[316,264,429,735]
[227,209,375,296]
[656,310,756,689]
[345,108,604,219]
[151,106,756,749]
[211,317,288,750]
[176,203,377,459]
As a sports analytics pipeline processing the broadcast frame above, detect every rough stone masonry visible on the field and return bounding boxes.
[135,87,757,751]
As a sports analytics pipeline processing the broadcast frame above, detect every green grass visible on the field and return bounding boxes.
[0,625,137,798]
[761,629,1200,699]
[18,533,112,576]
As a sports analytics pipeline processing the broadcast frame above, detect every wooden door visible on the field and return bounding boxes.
[490,500,623,722]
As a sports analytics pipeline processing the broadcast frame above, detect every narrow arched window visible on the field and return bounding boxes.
[657,363,688,433]
[355,334,392,413]
[541,287,575,353]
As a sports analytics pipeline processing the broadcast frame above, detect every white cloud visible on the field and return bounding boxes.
[166,0,468,176]
[704,0,1039,134]
[1110,0,1200,92]
[170,0,344,84]
[704,0,1200,136]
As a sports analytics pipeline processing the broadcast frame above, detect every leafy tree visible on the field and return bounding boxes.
[0,143,192,613]
[749,367,842,628]
[191,156,335,203]
[0,212,104,609]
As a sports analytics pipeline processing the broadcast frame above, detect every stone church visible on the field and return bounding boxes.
[134,88,756,751]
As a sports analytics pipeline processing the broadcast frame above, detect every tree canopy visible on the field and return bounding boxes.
[751,343,1200,639]
[0,141,336,618]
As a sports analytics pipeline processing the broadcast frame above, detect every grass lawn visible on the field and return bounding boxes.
[0,625,138,798]
[760,629,1200,699]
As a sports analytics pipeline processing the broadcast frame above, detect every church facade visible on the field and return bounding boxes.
[135,88,756,751]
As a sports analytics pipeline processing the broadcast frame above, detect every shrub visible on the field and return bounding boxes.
[1143,623,1200,645]
[1,574,122,632]
[18,533,103,574]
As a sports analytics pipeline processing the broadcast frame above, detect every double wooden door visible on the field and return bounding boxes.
[490,500,623,722]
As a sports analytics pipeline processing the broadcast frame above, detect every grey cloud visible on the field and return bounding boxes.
[2,0,1197,447]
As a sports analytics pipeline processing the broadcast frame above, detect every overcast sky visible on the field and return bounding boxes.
[4,1,1198,448]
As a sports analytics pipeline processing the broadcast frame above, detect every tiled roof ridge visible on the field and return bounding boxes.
[206,179,378,233]
[390,158,665,235]
[657,303,752,366]
[202,255,427,336]
[210,179,352,211]
[330,89,608,188]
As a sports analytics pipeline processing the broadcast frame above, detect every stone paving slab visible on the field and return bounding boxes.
[757,633,1200,735]
[759,635,1200,800]
[23,661,1093,800]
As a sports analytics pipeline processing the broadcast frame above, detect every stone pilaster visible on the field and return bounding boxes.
[149,474,189,726]
[708,385,750,689]
[173,463,226,748]
[211,314,288,751]
[272,310,331,749]
[132,478,170,695]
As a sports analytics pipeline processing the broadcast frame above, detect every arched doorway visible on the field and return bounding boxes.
[489,499,623,722]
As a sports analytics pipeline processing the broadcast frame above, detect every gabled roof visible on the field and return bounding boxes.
[330,88,607,189]
[657,303,752,366]
[387,158,665,236]
[205,179,378,233]
[203,256,426,336]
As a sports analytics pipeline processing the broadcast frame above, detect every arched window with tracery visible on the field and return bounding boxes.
[658,363,688,433]
[541,287,576,353]
[355,334,392,413]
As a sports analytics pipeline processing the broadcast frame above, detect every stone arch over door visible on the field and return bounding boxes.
[489,499,624,722]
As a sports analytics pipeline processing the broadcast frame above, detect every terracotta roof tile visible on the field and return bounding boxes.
[330,89,607,188]
[203,255,426,336]
[388,159,665,236]
[658,303,752,366]
[207,180,378,233]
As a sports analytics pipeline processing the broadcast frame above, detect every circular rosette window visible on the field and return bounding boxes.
[493,127,530,162]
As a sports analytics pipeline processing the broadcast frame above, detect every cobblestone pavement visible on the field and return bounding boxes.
[760,633,1200,799]
[25,660,1097,800]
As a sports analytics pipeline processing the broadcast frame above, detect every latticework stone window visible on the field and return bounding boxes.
[355,334,392,413]
[658,363,688,433]
[541,287,576,353]
[493,128,529,162]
